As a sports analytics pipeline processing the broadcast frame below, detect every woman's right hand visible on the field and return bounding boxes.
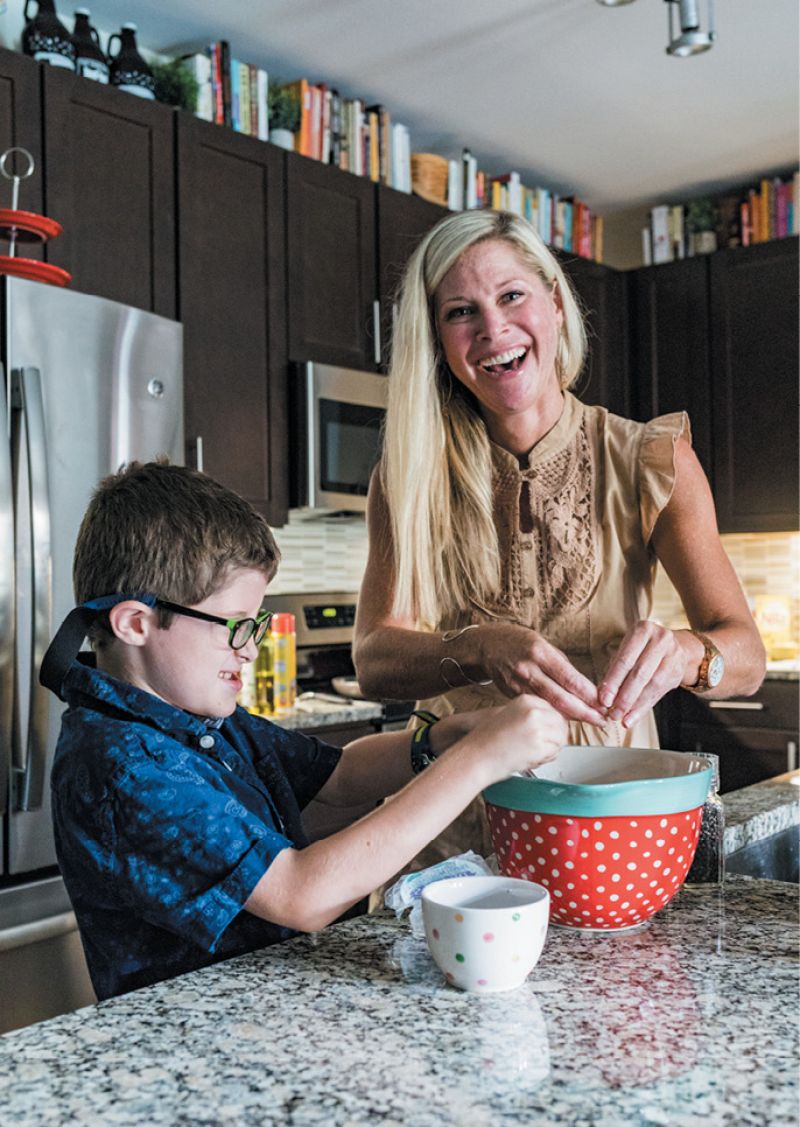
[468,623,606,726]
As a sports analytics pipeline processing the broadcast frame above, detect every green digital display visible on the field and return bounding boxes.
[322,607,337,618]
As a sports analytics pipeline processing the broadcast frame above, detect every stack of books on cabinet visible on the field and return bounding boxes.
[182,45,603,260]
[643,171,800,265]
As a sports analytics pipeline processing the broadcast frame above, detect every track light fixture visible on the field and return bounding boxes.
[595,1,716,57]
[665,0,716,56]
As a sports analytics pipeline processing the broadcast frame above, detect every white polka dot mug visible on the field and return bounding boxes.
[483,746,713,932]
[421,875,550,993]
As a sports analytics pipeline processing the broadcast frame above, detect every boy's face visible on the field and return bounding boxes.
[132,567,269,718]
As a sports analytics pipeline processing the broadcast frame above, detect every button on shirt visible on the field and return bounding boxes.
[50,658,341,1000]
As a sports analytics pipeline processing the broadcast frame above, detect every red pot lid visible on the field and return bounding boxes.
[0,256,72,287]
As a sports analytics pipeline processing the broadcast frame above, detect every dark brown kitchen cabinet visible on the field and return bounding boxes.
[376,185,448,368]
[177,115,288,525]
[0,49,44,257]
[560,254,630,418]
[286,152,378,370]
[657,680,799,793]
[710,237,799,532]
[628,256,713,481]
[630,238,799,531]
[42,67,175,317]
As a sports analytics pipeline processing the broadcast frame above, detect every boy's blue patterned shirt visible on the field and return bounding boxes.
[51,658,341,1000]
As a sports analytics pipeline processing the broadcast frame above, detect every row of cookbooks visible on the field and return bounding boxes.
[644,171,800,265]
[182,45,602,258]
[182,45,413,191]
[461,159,602,261]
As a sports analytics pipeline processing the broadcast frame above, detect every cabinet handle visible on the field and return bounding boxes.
[194,435,204,473]
[708,700,764,711]
[788,741,798,773]
[372,300,382,366]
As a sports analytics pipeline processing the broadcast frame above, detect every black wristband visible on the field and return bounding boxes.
[410,709,439,775]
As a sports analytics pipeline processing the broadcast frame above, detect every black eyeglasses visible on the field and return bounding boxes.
[155,599,273,650]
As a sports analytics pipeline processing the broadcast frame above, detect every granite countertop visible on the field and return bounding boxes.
[723,770,800,855]
[1,881,797,1125]
[268,696,383,731]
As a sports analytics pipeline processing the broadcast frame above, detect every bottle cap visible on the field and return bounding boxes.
[271,612,296,634]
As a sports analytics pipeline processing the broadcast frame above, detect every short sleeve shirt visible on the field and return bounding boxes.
[51,658,341,1000]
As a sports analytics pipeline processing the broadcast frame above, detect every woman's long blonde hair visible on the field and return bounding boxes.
[383,210,586,628]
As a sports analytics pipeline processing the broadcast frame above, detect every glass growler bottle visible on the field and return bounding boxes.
[71,8,109,83]
[107,22,155,99]
[22,0,76,70]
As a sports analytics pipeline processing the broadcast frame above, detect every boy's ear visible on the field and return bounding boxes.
[107,601,158,647]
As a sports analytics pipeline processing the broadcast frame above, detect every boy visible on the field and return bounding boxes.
[43,462,565,1001]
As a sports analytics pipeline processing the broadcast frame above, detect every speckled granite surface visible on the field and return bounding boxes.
[1,881,796,1125]
[268,697,383,731]
[723,773,800,854]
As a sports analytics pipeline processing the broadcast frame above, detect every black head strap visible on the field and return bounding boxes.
[39,593,157,701]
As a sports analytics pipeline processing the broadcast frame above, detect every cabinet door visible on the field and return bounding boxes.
[177,117,288,525]
[0,49,43,259]
[561,255,630,417]
[628,257,712,481]
[710,238,799,532]
[681,723,796,793]
[376,185,448,368]
[286,153,377,370]
[42,68,175,316]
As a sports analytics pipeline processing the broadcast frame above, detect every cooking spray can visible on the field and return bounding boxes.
[270,613,296,715]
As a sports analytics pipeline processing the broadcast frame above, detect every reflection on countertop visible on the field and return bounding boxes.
[0,882,796,1124]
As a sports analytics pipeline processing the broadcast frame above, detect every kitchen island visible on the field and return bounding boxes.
[0,880,796,1125]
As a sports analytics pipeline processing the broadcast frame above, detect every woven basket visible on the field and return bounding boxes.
[411,152,449,206]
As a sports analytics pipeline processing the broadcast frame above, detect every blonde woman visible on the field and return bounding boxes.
[353,209,765,866]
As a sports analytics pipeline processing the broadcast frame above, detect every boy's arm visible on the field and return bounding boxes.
[313,710,484,808]
[244,696,565,933]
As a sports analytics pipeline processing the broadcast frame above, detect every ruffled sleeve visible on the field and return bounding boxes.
[639,411,692,545]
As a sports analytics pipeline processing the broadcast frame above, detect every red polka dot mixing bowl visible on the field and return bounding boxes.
[483,747,712,932]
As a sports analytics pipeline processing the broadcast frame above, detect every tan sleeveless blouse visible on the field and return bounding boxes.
[402,391,690,871]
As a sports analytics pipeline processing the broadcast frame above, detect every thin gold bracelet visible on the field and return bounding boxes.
[439,624,493,688]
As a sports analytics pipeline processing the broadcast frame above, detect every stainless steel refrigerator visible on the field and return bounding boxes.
[0,277,183,1032]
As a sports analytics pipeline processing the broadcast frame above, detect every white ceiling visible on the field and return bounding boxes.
[41,1,800,213]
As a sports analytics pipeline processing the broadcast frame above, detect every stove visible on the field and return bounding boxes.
[261,590,414,726]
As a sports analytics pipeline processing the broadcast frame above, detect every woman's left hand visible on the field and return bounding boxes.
[597,621,694,729]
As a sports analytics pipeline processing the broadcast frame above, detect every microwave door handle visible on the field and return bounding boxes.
[14,367,51,811]
[0,365,14,813]
[306,363,318,510]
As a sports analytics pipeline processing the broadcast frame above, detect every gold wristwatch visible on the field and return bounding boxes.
[685,630,725,693]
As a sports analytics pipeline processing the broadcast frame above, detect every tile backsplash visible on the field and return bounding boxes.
[270,518,800,649]
[270,513,369,595]
[652,532,800,644]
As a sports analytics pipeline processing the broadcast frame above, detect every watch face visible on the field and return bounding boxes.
[707,654,725,688]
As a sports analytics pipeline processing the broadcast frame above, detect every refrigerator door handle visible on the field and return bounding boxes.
[13,367,51,811]
[0,363,14,813]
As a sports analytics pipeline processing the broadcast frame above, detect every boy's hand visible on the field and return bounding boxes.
[437,697,567,785]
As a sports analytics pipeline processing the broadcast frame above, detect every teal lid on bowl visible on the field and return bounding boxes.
[483,746,712,818]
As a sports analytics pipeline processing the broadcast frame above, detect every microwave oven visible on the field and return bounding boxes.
[290,361,388,514]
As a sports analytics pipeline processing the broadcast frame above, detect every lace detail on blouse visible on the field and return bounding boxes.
[528,415,600,621]
[485,412,601,631]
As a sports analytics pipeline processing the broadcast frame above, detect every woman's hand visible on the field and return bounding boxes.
[470,623,606,726]
[597,621,695,729]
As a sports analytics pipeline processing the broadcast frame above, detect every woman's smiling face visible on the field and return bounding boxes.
[435,238,564,450]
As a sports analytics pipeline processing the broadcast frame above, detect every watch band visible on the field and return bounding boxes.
[410,709,439,775]
[685,630,724,693]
